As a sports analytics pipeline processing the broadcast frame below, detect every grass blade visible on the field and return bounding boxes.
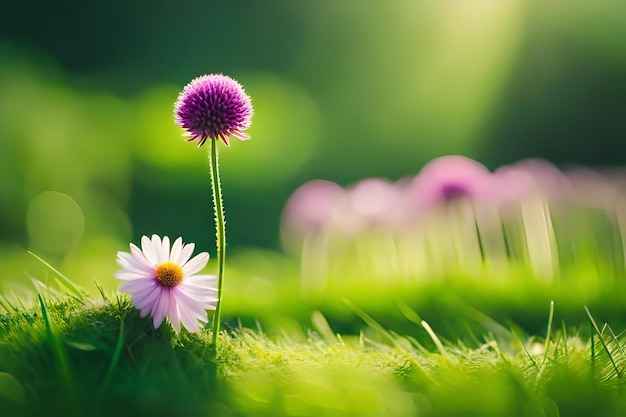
[343,298,439,386]
[591,331,596,376]
[35,286,77,412]
[543,300,555,363]
[28,251,86,298]
[342,298,397,345]
[421,319,446,356]
[516,334,539,372]
[585,306,621,379]
[95,282,110,304]
[604,325,626,364]
[0,295,18,314]
[311,310,338,344]
[560,320,568,357]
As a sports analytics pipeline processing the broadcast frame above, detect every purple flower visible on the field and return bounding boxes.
[174,74,253,146]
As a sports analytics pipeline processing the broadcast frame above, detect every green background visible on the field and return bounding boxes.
[1,1,625,293]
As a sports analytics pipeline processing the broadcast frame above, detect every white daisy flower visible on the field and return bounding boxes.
[115,234,218,333]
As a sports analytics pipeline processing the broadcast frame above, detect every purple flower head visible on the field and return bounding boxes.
[440,183,471,201]
[174,74,253,147]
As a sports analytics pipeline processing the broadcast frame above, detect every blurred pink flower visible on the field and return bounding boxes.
[116,235,218,333]
[281,180,345,242]
[565,166,620,209]
[340,178,407,230]
[405,155,494,211]
[493,159,578,209]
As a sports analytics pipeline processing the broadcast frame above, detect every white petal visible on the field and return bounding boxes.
[130,278,158,296]
[189,298,210,322]
[179,295,212,320]
[151,235,165,263]
[178,301,202,332]
[182,252,209,276]
[231,130,250,140]
[152,288,170,329]
[175,286,217,311]
[178,242,195,266]
[115,270,150,281]
[133,282,161,312]
[119,278,154,293]
[141,235,158,264]
[148,291,162,329]
[161,236,171,263]
[117,252,148,272]
[130,243,155,269]
[183,274,218,289]
[168,302,181,333]
[181,287,218,300]
[178,284,217,304]
[172,287,207,316]
[169,237,183,263]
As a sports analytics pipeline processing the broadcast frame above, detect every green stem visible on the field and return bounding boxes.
[210,138,226,346]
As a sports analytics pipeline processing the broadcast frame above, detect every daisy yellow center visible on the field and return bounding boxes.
[155,262,184,287]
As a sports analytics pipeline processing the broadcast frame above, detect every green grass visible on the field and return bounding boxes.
[3,225,626,417]
[2,288,626,417]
